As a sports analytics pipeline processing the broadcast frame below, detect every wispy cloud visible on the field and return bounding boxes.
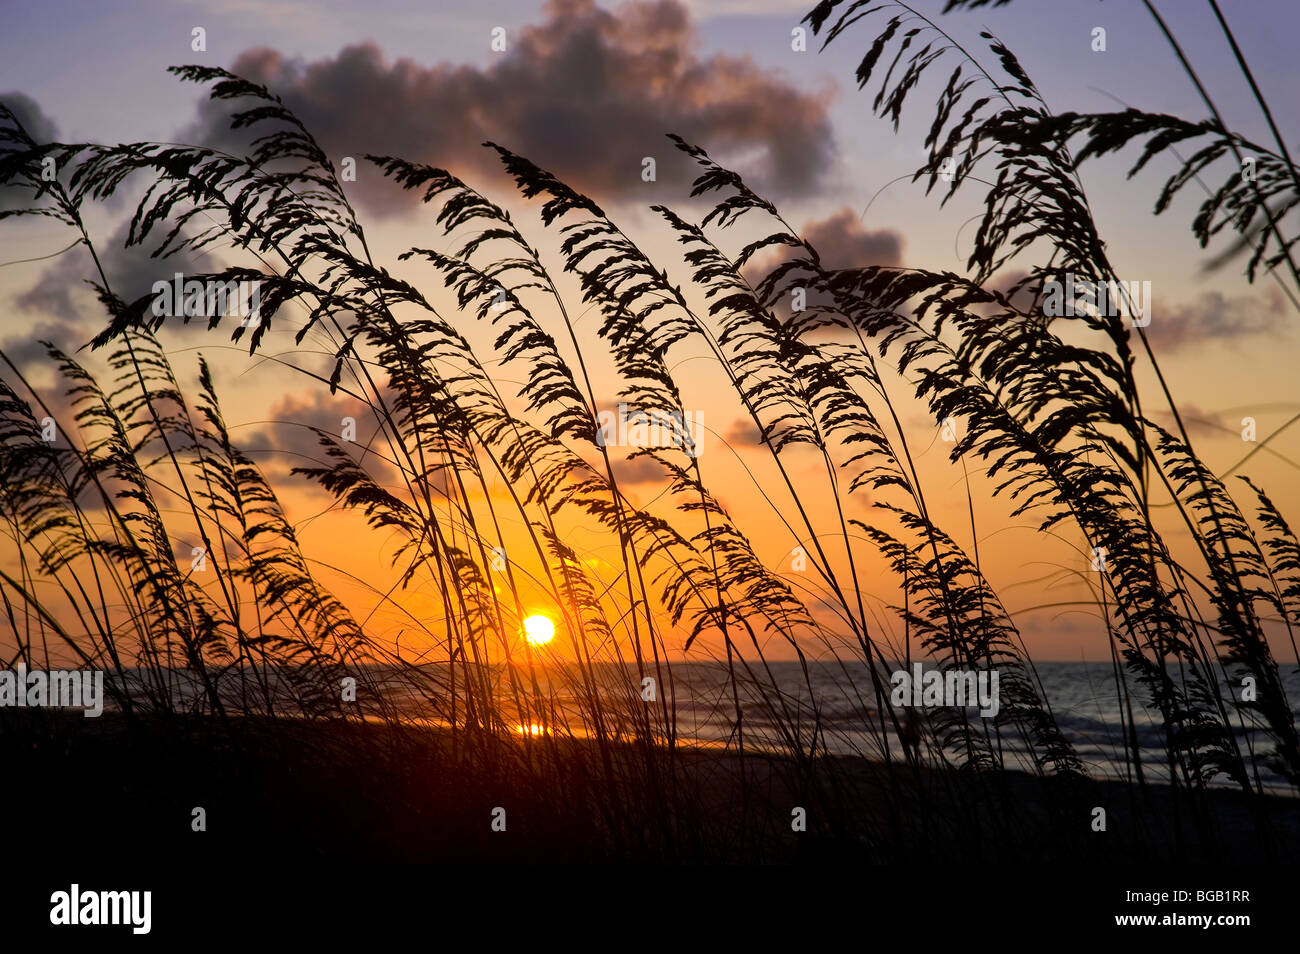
[1144,287,1290,353]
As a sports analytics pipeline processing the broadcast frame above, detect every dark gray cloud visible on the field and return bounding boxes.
[800,207,903,269]
[0,92,61,214]
[0,320,86,370]
[0,91,59,143]
[980,275,1289,353]
[738,206,904,337]
[240,388,399,493]
[16,260,89,326]
[1143,287,1289,353]
[743,205,904,286]
[610,453,668,486]
[13,220,220,332]
[722,416,761,448]
[6,224,114,371]
[185,0,837,214]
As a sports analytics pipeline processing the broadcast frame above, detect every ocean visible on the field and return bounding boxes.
[93,659,1300,793]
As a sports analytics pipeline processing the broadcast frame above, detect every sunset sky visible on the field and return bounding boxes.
[2,0,1298,663]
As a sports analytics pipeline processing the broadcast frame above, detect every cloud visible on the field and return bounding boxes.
[800,207,903,269]
[982,269,1039,313]
[722,416,762,448]
[1148,402,1232,439]
[9,218,244,371]
[14,217,225,323]
[8,230,123,367]
[15,263,90,327]
[0,90,59,143]
[609,453,669,485]
[743,205,903,286]
[979,276,1291,351]
[0,320,87,370]
[185,0,836,214]
[0,92,61,213]
[1143,287,1289,353]
[738,206,904,335]
[240,388,400,490]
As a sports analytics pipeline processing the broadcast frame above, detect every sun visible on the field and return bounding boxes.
[522,614,556,646]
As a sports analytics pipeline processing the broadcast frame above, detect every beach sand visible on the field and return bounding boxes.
[5,710,1296,864]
